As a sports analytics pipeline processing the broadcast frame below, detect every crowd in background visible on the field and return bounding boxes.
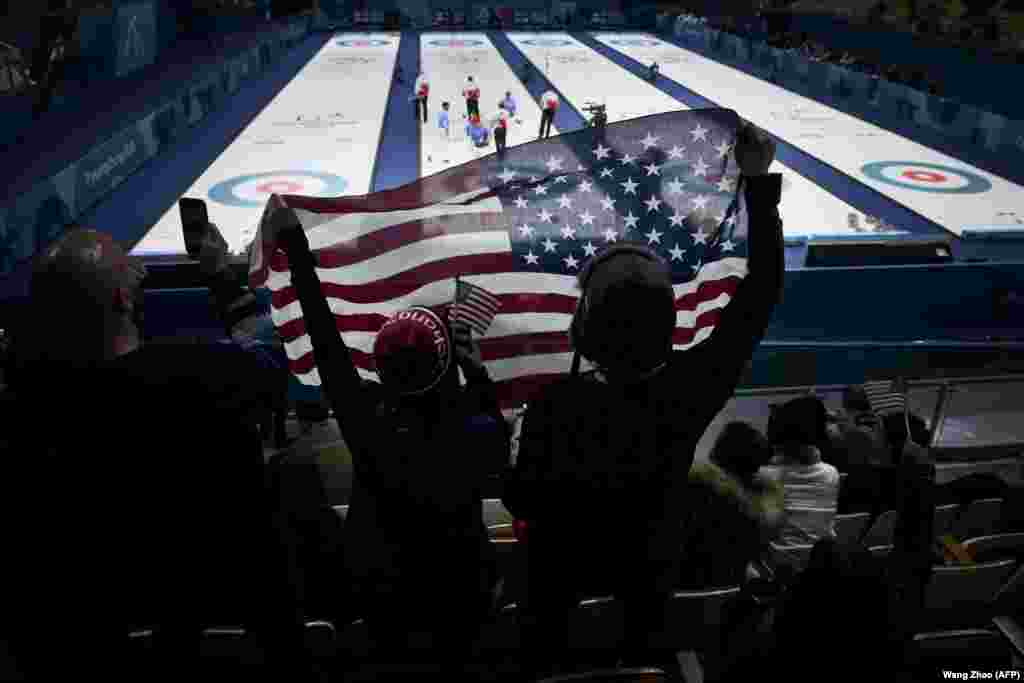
[2,116,1020,681]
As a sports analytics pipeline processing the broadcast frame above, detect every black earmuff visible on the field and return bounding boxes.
[570,244,668,369]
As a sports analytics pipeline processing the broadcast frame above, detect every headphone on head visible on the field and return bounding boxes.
[569,243,671,371]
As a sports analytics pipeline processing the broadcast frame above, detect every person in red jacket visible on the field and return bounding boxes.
[463,75,480,119]
[414,71,429,124]
[539,89,558,139]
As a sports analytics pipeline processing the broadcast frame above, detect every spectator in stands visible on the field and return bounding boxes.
[826,385,891,470]
[260,200,508,679]
[861,379,932,464]
[758,538,909,682]
[679,421,785,589]
[4,227,318,680]
[763,395,841,567]
[502,122,783,679]
[934,472,1024,534]
[797,32,814,56]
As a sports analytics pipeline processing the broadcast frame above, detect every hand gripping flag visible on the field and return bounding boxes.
[249,108,749,408]
[451,277,501,336]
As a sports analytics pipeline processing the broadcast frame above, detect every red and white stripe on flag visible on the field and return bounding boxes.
[452,280,501,336]
[862,379,907,416]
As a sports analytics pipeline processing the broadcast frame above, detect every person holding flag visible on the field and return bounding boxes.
[451,276,502,337]
[501,121,784,679]
[413,70,429,124]
[255,196,508,677]
[539,89,558,139]
[463,75,480,119]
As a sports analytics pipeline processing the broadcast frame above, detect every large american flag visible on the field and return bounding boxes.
[249,109,750,408]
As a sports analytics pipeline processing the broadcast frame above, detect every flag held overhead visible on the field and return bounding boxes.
[249,108,750,407]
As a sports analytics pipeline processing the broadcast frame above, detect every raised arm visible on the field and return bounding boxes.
[451,322,507,444]
[687,124,785,405]
[273,221,377,467]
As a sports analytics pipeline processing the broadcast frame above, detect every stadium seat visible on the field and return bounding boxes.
[868,544,894,558]
[833,512,871,544]
[862,509,899,547]
[483,498,514,527]
[912,628,1013,677]
[658,586,742,657]
[992,616,1024,666]
[535,668,669,682]
[995,565,1024,613]
[933,504,960,538]
[338,617,373,660]
[961,533,1024,562]
[769,542,815,572]
[491,537,523,606]
[128,620,335,674]
[475,602,522,660]
[953,498,1004,541]
[569,596,625,656]
[924,559,1017,628]
[489,523,516,540]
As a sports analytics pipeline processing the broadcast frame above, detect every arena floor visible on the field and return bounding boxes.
[127,30,1024,259]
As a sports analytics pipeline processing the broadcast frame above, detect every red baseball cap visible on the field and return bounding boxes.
[372,307,452,395]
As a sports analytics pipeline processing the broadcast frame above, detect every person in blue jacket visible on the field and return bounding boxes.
[465,113,490,148]
[501,91,517,120]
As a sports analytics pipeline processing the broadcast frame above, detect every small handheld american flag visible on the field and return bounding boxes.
[862,378,908,417]
[451,276,501,336]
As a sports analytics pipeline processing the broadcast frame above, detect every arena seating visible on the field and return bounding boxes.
[833,511,871,543]
[953,497,1007,540]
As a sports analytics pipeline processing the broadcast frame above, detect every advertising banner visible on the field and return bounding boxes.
[115,1,157,78]
[76,127,148,215]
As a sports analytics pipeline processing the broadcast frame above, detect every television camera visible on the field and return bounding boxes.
[582,101,607,128]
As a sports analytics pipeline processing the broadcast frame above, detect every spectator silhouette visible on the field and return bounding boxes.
[764,396,841,565]
[745,538,911,682]
[680,421,785,589]
[34,194,71,256]
[265,207,508,679]
[826,385,891,471]
[502,123,784,678]
[4,228,312,680]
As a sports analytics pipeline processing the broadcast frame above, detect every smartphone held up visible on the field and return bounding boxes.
[179,197,208,260]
